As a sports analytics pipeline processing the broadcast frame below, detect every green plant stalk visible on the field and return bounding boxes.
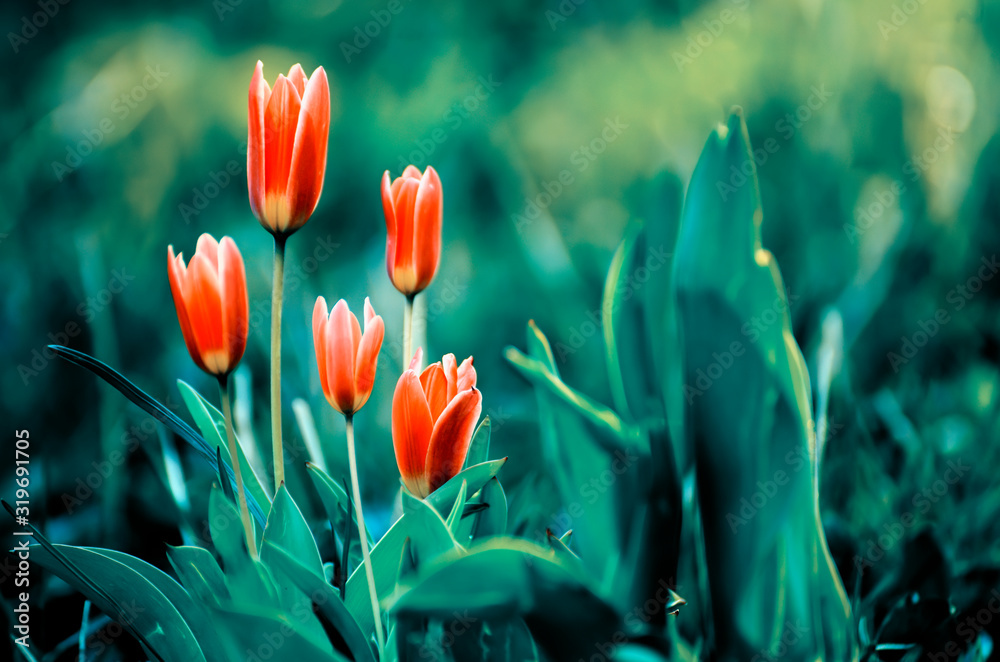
[219,376,257,560]
[345,414,384,651]
[271,235,287,488]
[403,293,415,366]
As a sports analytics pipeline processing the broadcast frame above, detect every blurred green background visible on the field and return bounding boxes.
[4,0,1000,656]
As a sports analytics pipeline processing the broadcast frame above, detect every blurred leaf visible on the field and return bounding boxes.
[673,111,853,660]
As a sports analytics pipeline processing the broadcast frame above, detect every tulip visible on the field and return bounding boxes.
[167,234,248,377]
[248,60,330,488]
[392,349,482,498]
[247,61,330,236]
[312,297,385,416]
[381,165,443,297]
[167,233,256,558]
[313,295,386,649]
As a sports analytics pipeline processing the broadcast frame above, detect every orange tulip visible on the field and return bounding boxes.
[168,234,248,377]
[392,349,482,498]
[313,297,385,416]
[381,165,443,296]
[248,61,330,236]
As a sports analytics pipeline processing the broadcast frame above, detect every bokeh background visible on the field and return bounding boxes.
[4,0,1000,657]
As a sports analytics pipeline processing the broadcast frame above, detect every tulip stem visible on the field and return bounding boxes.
[345,414,384,652]
[219,376,258,560]
[270,235,287,489]
[403,293,415,366]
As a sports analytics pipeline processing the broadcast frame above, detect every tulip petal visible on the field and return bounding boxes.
[326,300,359,414]
[456,356,477,391]
[442,353,458,401]
[263,75,302,227]
[186,253,226,375]
[168,248,206,373]
[312,297,332,404]
[247,61,270,223]
[408,347,423,371]
[196,234,220,270]
[382,170,398,279]
[218,237,248,370]
[353,312,384,412]
[285,66,329,233]
[412,165,443,292]
[419,363,449,422]
[286,63,307,96]
[390,177,421,291]
[401,165,422,180]
[424,388,483,494]
[392,370,434,497]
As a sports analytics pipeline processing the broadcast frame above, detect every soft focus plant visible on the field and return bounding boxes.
[11,91,914,661]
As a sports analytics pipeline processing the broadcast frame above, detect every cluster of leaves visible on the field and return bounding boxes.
[13,110,999,662]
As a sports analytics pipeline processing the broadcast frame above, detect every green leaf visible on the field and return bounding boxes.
[345,488,462,641]
[472,478,507,539]
[387,538,621,662]
[85,547,229,662]
[208,485,274,606]
[261,541,376,662]
[464,416,492,469]
[306,463,372,548]
[445,480,468,533]
[602,221,643,419]
[260,485,324,580]
[504,346,645,456]
[167,545,229,605]
[673,111,853,660]
[29,544,207,662]
[208,603,345,662]
[178,379,271,530]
